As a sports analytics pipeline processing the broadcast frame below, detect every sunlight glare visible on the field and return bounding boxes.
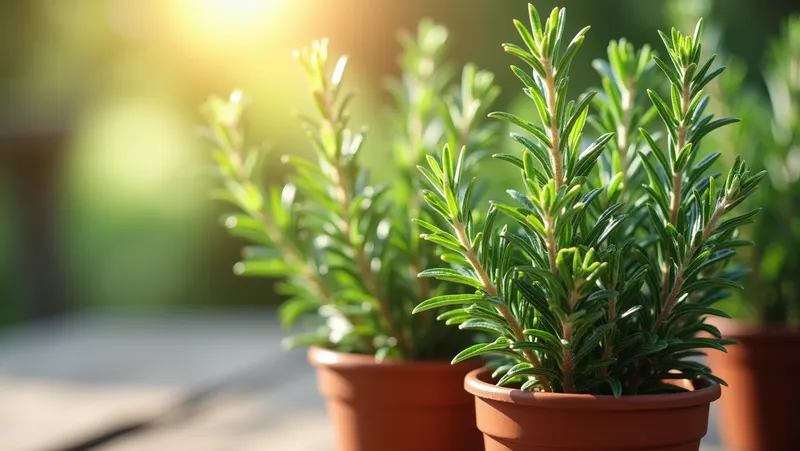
[198,0,277,25]
[172,0,282,44]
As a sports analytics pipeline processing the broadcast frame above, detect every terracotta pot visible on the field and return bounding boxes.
[464,367,720,451]
[308,346,483,451]
[706,321,800,451]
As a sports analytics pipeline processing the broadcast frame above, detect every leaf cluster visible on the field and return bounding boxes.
[667,3,800,324]
[415,4,765,395]
[203,23,499,360]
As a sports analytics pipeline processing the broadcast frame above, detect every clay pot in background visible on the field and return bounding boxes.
[308,346,484,451]
[464,367,720,451]
[706,321,800,451]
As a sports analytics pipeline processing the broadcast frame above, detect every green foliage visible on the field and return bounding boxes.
[590,39,656,204]
[751,15,800,324]
[415,4,764,395]
[203,22,499,360]
[668,1,800,324]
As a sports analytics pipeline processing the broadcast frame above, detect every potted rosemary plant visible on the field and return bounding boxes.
[203,21,498,451]
[673,10,800,450]
[414,4,764,450]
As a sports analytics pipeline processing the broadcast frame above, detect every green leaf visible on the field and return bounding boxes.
[509,340,559,356]
[423,191,453,220]
[648,89,678,129]
[640,129,671,174]
[523,85,553,127]
[462,178,478,217]
[691,66,726,97]
[436,308,469,322]
[492,202,536,231]
[417,165,442,193]
[563,91,597,146]
[510,65,536,88]
[418,268,483,289]
[516,279,561,334]
[587,289,618,302]
[576,358,616,377]
[496,362,532,385]
[511,133,555,177]
[517,265,564,291]
[514,19,538,54]
[572,132,614,178]
[490,112,552,148]
[669,303,733,320]
[507,189,537,210]
[528,3,543,38]
[664,337,733,353]
[573,323,615,364]
[503,43,547,76]
[522,328,562,347]
[422,232,465,253]
[607,377,623,398]
[233,259,296,277]
[652,56,682,87]
[688,152,720,186]
[413,294,500,314]
[222,214,272,245]
[493,153,524,169]
[460,319,512,336]
[505,366,561,382]
[681,277,743,294]
[628,341,669,359]
[685,249,736,280]
[452,338,512,364]
[690,117,739,143]
[412,218,447,235]
[556,27,590,76]
[712,208,761,236]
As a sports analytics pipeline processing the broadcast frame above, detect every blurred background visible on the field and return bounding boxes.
[0,0,797,450]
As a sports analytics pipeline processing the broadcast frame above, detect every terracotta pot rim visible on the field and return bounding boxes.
[308,346,469,370]
[464,367,720,410]
[715,320,800,340]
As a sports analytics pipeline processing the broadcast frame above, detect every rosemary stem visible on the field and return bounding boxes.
[660,77,692,310]
[655,200,727,329]
[331,160,412,356]
[453,221,553,392]
[542,59,564,189]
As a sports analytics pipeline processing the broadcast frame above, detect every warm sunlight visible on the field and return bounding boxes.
[195,0,279,25]
[170,0,283,46]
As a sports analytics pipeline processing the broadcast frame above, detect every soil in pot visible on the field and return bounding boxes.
[464,367,720,451]
[706,321,800,451]
[308,346,484,451]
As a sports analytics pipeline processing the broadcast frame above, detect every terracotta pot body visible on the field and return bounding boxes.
[464,367,720,451]
[308,346,483,451]
[706,321,800,451]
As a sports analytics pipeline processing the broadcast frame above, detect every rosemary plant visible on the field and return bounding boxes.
[387,20,501,358]
[415,4,764,395]
[669,2,800,325]
[203,21,499,360]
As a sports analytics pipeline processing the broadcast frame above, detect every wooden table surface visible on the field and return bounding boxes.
[0,311,724,451]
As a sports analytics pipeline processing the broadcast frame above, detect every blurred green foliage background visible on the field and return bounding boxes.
[0,0,797,326]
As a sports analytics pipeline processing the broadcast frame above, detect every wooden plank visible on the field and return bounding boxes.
[99,372,333,451]
[0,379,175,451]
[0,312,290,451]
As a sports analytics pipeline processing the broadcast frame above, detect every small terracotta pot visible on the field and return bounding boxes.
[308,346,483,451]
[706,321,800,451]
[464,367,720,451]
